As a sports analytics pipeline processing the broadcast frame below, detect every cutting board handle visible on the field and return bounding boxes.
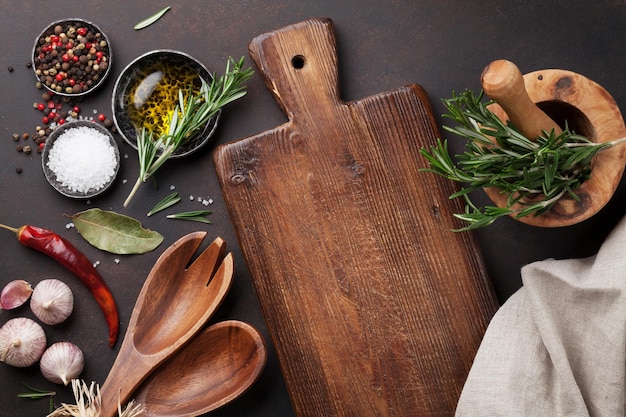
[248,18,340,120]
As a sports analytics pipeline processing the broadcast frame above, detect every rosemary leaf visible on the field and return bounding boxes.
[167,210,212,224]
[147,192,181,216]
[134,6,171,30]
[18,382,56,398]
[18,381,56,413]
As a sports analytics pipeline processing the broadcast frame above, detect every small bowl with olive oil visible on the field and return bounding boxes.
[111,50,220,158]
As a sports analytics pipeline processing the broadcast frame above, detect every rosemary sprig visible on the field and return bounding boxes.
[147,192,181,216]
[167,210,212,224]
[420,89,626,231]
[124,56,254,207]
[18,382,56,413]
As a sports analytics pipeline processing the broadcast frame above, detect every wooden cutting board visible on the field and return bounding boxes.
[213,17,498,416]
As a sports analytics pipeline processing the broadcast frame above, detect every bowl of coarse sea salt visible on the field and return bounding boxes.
[42,120,120,199]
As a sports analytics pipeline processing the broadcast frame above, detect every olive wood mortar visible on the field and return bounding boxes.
[481,59,626,227]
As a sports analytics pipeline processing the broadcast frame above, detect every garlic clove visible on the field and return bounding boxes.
[0,317,47,367]
[30,279,74,325]
[1,280,33,310]
[40,341,84,385]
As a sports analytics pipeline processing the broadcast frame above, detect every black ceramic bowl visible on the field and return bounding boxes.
[32,18,112,97]
[112,50,220,159]
[42,120,120,199]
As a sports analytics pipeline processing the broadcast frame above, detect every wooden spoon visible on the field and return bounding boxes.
[100,232,234,417]
[133,320,267,416]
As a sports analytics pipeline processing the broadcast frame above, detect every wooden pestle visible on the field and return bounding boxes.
[481,59,562,139]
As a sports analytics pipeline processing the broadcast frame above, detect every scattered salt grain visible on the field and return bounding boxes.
[65,222,75,229]
[202,199,209,206]
[46,125,117,193]
[189,195,194,201]
[170,185,176,190]
[114,259,120,264]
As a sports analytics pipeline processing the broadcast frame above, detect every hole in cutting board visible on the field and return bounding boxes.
[291,55,305,69]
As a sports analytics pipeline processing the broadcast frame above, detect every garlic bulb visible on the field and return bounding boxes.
[40,341,84,385]
[0,280,33,310]
[0,317,47,367]
[30,279,74,325]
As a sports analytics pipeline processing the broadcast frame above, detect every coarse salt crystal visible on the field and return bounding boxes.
[46,125,117,193]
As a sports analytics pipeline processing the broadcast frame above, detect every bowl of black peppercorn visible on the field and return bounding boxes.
[32,18,112,97]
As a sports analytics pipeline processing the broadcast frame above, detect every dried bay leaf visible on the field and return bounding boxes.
[69,208,164,254]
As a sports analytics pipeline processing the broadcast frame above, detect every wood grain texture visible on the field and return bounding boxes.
[213,18,498,416]
[99,234,233,417]
[134,320,267,416]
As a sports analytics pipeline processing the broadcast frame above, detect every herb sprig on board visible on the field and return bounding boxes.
[420,89,626,231]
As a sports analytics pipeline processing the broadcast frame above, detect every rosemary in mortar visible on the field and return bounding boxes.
[123,56,253,207]
[420,89,626,231]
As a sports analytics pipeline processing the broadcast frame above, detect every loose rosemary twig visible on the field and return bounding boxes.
[18,382,56,413]
[124,56,254,207]
[420,89,626,231]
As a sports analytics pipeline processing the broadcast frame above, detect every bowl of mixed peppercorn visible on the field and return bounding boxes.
[32,18,112,97]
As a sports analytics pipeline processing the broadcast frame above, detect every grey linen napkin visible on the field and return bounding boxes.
[456,216,626,417]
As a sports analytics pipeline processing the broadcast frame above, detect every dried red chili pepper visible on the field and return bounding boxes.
[0,223,119,347]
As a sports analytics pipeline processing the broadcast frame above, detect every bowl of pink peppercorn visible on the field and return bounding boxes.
[32,18,112,97]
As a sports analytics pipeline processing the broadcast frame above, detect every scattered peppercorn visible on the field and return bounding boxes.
[14,80,115,162]
[15,167,22,174]
[8,66,13,72]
